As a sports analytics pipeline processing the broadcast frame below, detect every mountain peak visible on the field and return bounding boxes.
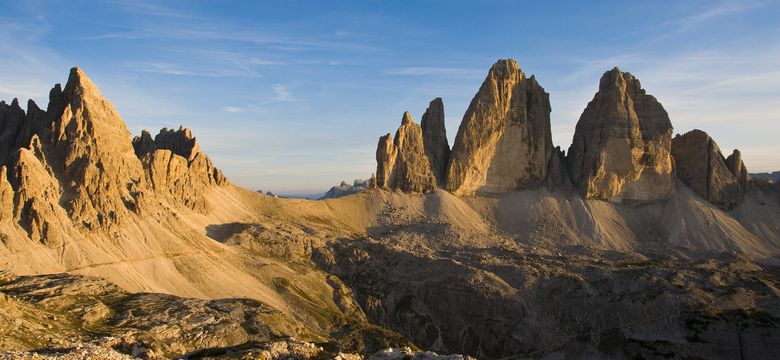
[567,68,674,202]
[445,57,553,195]
[401,111,414,126]
[63,66,101,101]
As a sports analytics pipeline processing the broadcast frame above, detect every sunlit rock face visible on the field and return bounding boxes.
[133,126,227,213]
[567,67,675,202]
[445,59,554,196]
[375,112,437,193]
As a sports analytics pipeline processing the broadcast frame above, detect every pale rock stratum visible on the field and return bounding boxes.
[567,67,675,202]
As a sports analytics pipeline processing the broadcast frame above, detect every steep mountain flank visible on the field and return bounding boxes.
[420,98,450,186]
[671,129,748,210]
[446,59,554,195]
[0,68,147,232]
[567,68,675,202]
[375,112,437,193]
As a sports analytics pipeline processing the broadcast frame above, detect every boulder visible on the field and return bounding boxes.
[567,67,674,202]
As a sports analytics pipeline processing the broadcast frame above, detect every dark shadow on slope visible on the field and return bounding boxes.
[206,222,251,243]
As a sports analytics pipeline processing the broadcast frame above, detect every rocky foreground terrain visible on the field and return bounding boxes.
[1,60,779,359]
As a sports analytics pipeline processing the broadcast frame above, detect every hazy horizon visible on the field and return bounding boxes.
[1,0,778,193]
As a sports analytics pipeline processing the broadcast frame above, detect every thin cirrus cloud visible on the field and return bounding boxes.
[385,67,484,78]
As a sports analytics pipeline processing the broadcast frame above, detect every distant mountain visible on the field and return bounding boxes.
[751,171,780,181]
[321,179,369,199]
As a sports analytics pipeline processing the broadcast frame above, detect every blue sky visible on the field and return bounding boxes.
[1,1,779,193]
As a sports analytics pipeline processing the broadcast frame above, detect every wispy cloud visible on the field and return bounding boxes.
[223,106,244,114]
[272,84,293,101]
[385,67,483,78]
[108,0,197,19]
[0,20,67,103]
[671,0,765,32]
[124,61,263,78]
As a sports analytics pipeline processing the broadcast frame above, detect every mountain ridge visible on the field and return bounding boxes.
[1,62,780,359]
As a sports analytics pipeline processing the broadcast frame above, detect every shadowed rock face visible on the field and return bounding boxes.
[375,112,437,193]
[420,98,450,187]
[567,67,674,202]
[446,59,553,196]
[672,130,749,210]
[725,149,751,198]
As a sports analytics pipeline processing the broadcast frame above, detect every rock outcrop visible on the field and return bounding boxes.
[725,149,751,197]
[133,127,227,212]
[0,67,228,242]
[5,140,69,247]
[445,59,553,196]
[374,112,437,193]
[671,129,748,210]
[420,98,450,186]
[545,146,570,190]
[567,67,674,202]
[46,68,149,230]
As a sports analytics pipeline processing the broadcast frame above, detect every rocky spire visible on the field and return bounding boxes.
[0,99,26,165]
[375,133,396,189]
[445,59,554,196]
[566,67,674,202]
[374,112,437,193]
[38,67,148,230]
[420,98,450,187]
[671,130,748,210]
[5,138,69,247]
[133,126,227,212]
[447,60,553,195]
[132,129,156,158]
[725,149,751,196]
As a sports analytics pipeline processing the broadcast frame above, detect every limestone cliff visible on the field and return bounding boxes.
[671,130,748,210]
[445,59,553,196]
[567,67,674,202]
[420,98,450,186]
[374,112,437,193]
